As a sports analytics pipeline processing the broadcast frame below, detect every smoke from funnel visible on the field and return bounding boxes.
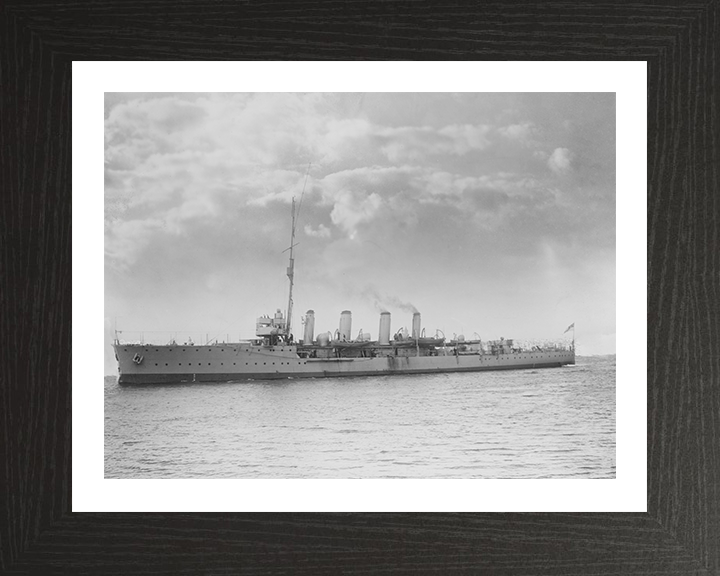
[361,285,417,315]
[387,296,418,314]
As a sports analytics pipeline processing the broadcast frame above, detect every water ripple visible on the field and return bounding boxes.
[105,356,616,479]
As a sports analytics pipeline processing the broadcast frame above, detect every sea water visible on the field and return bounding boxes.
[104,355,615,479]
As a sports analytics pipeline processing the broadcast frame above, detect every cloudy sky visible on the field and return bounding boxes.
[104,93,615,373]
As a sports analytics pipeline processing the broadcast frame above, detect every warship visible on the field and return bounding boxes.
[113,198,575,385]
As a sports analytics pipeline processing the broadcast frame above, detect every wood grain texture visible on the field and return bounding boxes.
[1,1,718,574]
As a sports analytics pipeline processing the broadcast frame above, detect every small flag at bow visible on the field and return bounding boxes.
[564,323,575,334]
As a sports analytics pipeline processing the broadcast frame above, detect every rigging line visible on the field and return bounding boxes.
[295,162,311,227]
[206,319,242,345]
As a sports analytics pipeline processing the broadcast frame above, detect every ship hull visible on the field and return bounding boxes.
[113,343,575,385]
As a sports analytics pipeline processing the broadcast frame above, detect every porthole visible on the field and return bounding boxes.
[196,349,199,352]
[154,363,158,366]
[165,363,168,366]
[155,349,159,352]
[123,349,127,352]
[208,363,211,366]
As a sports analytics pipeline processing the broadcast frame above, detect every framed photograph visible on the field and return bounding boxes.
[77,63,643,514]
[3,3,718,574]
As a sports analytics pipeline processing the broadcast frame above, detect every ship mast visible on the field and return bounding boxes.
[285,197,296,338]
[284,163,311,340]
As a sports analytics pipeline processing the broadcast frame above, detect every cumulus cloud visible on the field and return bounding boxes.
[104,91,578,270]
[105,218,166,268]
[379,124,490,163]
[548,147,573,174]
[437,124,492,154]
[330,191,383,239]
[317,118,374,162]
[317,166,418,237]
[104,94,525,264]
[308,163,547,243]
[244,169,309,206]
[304,223,331,238]
[423,171,539,200]
[498,122,534,141]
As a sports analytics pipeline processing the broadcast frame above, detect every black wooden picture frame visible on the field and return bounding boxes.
[2,2,718,574]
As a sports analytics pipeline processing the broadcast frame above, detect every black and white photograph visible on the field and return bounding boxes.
[104,92,616,479]
[6,2,719,571]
